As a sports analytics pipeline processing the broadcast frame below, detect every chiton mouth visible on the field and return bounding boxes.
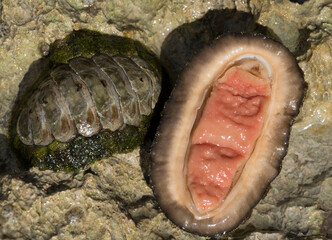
[151,34,304,236]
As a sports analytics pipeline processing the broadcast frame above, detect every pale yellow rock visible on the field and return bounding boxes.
[0,0,331,239]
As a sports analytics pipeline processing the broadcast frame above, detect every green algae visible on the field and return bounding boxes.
[50,29,161,77]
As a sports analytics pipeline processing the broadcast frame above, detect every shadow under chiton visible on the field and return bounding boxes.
[151,34,304,236]
[9,30,161,172]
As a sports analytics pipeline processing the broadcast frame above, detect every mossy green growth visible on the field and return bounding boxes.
[9,29,161,172]
[12,116,151,172]
[50,29,161,77]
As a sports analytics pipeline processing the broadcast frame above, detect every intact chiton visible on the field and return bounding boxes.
[151,34,304,236]
[10,30,161,172]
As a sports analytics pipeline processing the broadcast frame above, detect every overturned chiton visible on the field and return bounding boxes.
[151,34,304,236]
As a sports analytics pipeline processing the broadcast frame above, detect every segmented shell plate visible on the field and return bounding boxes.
[17,53,161,146]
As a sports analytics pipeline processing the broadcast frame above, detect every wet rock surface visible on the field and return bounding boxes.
[0,0,331,239]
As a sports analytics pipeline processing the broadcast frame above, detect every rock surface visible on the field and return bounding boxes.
[0,0,331,239]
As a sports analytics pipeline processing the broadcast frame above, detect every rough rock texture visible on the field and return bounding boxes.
[0,0,331,239]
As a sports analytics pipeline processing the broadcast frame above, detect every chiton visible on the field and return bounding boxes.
[10,30,161,172]
[151,34,304,236]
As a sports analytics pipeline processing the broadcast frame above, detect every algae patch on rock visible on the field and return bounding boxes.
[9,29,162,172]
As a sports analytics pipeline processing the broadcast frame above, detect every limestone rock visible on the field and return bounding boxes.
[0,0,331,239]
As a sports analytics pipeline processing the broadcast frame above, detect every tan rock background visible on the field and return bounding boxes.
[0,0,331,239]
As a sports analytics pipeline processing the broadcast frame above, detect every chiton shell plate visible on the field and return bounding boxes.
[10,30,162,172]
[17,53,160,146]
[151,34,304,236]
